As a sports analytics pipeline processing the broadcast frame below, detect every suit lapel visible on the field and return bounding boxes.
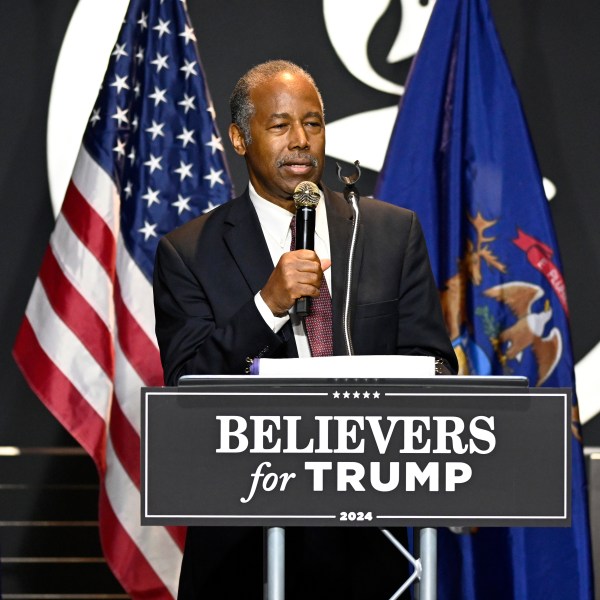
[323,186,364,355]
[223,190,274,296]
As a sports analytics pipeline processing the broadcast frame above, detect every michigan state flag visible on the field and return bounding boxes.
[375,0,593,597]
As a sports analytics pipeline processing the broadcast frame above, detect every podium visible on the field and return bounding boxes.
[141,376,571,599]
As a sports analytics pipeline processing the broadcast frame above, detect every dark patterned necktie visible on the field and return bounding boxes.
[290,216,334,356]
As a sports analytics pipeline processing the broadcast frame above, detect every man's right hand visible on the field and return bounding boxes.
[260,250,331,317]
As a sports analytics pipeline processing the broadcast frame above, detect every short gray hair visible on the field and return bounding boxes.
[229,60,324,145]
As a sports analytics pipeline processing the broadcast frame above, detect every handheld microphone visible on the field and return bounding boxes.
[292,181,320,318]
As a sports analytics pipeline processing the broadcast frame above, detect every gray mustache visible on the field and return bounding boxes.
[276,153,319,168]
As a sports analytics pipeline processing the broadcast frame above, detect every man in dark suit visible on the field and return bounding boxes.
[154,60,456,599]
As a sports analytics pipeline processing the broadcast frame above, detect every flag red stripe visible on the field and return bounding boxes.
[109,395,186,551]
[114,278,164,386]
[109,393,141,488]
[61,180,116,278]
[38,246,114,377]
[13,317,107,470]
[99,485,172,599]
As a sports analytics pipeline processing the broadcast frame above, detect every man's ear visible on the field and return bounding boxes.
[229,123,247,156]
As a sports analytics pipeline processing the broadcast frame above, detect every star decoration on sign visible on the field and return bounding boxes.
[332,391,340,399]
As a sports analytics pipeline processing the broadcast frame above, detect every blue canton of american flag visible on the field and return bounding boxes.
[84,0,233,280]
[13,0,232,597]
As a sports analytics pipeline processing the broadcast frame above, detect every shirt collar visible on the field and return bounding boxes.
[248,182,328,247]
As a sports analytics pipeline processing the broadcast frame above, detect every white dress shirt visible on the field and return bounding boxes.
[249,182,332,358]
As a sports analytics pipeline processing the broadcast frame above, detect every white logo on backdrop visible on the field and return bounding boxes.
[322,0,435,172]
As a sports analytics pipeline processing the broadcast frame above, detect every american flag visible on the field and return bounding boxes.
[13,0,233,596]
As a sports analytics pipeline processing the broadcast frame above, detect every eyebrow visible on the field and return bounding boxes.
[269,111,324,120]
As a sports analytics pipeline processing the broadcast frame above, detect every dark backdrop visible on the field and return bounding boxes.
[1,0,599,595]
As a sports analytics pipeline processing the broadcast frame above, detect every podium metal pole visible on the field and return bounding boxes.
[265,526,285,600]
[418,527,437,600]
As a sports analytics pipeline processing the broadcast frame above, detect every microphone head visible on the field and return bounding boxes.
[293,181,320,209]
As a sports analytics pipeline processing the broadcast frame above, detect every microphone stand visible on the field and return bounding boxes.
[336,161,361,356]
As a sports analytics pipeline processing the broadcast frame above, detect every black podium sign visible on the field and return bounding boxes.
[141,378,571,527]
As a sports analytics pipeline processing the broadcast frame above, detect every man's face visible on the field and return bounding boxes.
[230,72,325,212]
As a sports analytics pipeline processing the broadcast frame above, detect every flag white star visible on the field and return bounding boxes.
[144,153,163,173]
[138,11,148,30]
[112,42,128,61]
[202,201,220,214]
[172,194,192,215]
[128,146,136,165]
[153,18,171,37]
[148,86,167,106]
[138,220,158,241]
[142,187,161,207]
[179,24,196,44]
[135,47,144,63]
[132,115,139,131]
[134,83,141,98]
[89,108,101,126]
[174,160,193,181]
[180,59,198,80]
[151,52,169,72]
[205,133,224,154]
[111,106,129,127]
[146,120,165,140]
[123,180,133,198]
[204,167,224,187]
[177,127,196,147]
[113,138,126,157]
[110,74,130,94]
[207,102,216,119]
[178,93,196,113]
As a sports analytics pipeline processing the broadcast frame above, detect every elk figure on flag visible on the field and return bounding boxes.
[375,0,594,598]
[13,0,233,597]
